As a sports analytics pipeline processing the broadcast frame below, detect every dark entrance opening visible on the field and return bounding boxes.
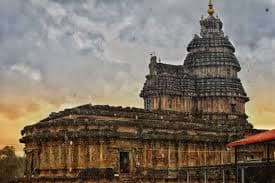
[120,152,130,173]
[231,104,236,113]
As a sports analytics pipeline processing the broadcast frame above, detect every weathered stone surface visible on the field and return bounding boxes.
[140,14,248,116]
[20,5,273,183]
[19,103,261,182]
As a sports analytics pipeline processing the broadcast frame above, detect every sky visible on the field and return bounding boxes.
[0,0,275,154]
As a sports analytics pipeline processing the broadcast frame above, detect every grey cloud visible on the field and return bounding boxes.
[218,0,275,47]
[0,0,274,126]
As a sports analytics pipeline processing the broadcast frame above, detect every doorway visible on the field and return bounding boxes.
[120,152,130,173]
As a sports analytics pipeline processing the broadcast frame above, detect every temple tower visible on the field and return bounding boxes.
[184,0,249,118]
[141,0,249,119]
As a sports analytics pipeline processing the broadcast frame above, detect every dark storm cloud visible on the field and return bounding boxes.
[0,0,274,128]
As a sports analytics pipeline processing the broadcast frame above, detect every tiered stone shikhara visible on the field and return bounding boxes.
[20,1,272,183]
[140,3,248,119]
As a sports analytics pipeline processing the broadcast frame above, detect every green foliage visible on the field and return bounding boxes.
[0,146,25,183]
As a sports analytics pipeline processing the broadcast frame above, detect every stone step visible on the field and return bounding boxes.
[120,179,133,183]
[120,176,134,183]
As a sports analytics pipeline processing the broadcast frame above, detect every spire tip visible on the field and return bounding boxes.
[208,0,215,16]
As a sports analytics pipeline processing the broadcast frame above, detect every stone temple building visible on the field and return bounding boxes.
[140,4,248,118]
[20,1,274,183]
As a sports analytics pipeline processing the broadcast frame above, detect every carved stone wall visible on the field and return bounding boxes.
[21,136,271,183]
[196,97,245,114]
[19,104,264,183]
[145,96,193,113]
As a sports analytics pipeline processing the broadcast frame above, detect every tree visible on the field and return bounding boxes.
[0,146,25,183]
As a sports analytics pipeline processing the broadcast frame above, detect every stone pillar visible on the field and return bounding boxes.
[241,168,245,183]
[204,169,208,183]
[144,144,147,167]
[100,140,103,166]
[168,142,171,168]
[187,170,190,183]
[85,140,90,168]
[33,148,40,173]
[67,140,73,173]
[24,147,33,176]
[204,143,207,166]
[222,169,225,183]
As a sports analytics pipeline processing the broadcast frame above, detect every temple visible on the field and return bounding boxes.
[20,1,274,183]
[140,1,248,119]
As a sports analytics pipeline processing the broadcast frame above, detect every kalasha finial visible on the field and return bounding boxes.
[208,0,215,16]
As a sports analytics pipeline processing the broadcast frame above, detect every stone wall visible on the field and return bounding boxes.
[196,97,245,114]
[23,139,235,180]
[145,96,193,113]
[19,105,258,182]
[22,137,272,183]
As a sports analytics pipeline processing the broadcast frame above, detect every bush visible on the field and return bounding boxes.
[0,146,25,183]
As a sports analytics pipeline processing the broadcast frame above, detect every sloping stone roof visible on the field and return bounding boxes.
[187,36,235,52]
[184,51,241,71]
[140,62,196,97]
[20,104,253,144]
[195,77,248,99]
